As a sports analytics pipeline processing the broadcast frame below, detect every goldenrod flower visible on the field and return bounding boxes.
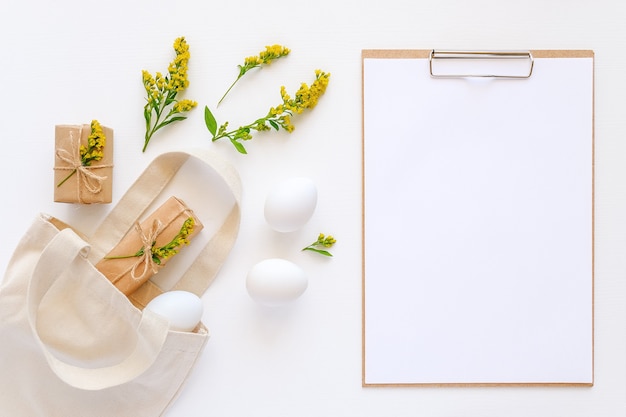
[151,217,195,261]
[81,120,106,165]
[283,70,330,114]
[57,119,107,188]
[302,233,337,257]
[244,56,261,66]
[205,70,330,154]
[258,44,290,64]
[280,115,294,132]
[218,44,290,106]
[141,36,196,152]
[173,99,198,113]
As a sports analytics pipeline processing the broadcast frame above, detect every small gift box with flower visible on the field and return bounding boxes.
[54,120,113,204]
[95,196,203,296]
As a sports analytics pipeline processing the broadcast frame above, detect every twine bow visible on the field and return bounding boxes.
[55,127,111,201]
[130,219,165,281]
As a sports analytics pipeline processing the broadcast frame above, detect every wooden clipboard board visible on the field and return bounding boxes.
[361,49,594,387]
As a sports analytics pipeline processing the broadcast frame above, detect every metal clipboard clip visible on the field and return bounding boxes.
[429,50,534,78]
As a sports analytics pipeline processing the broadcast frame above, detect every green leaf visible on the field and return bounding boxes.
[164,90,177,104]
[269,120,279,131]
[167,116,187,123]
[204,106,217,135]
[303,247,333,257]
[231,138,248,154]
[155,116,186,131]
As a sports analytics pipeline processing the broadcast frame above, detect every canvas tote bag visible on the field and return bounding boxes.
[0,149,242,416]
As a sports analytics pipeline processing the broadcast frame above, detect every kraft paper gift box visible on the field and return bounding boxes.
[95,196,203,295]
[54,123,114,204]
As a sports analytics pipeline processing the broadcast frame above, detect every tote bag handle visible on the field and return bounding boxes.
[89,149,242,298]
[27,228,170,390]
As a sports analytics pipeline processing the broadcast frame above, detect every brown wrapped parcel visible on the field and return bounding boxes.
[95,196,203,295]
[54,123,114,204]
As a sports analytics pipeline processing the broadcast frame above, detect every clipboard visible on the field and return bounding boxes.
[361,49,594,387]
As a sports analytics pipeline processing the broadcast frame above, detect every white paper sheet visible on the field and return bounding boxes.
[362,51,593,385]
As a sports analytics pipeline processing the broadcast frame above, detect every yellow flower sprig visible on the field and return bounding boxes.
[205,70,330,154]
[141,36,197,152]
[217,45,290,106]
[105,217,195,265]
[151,217,195,262]
[302,233,336,257]
[57,119,106,187]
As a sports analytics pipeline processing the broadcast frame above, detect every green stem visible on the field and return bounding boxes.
[143,115,159,152]
[142,136,151,152]
[104,247,145,260]
[104,254,139,260]
[217,76,241,107]
[57,169,77,188]
[143,98,168,152]
[218,65,258,107]
[212,116,271,142]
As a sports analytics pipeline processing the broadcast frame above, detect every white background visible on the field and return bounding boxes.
[0,1,624,416]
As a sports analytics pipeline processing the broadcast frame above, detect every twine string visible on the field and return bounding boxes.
[130,219,165,281]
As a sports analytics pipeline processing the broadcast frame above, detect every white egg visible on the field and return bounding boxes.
[246,258,308,306]
[145,291,203,332]
[264,177,317,232]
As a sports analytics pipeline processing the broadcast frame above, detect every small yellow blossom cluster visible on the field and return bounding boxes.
[317,233,337,247]
[151,217,195,263]
[281,70,330,114]
[205,70,331,154]
[80,119,106,166]
[168,37,192,91]
[265,69,331,133]
[141,37,197,152]
[172,99,197,113]
[302,233,337,257]
[57,119,107,188]
[244,44,291,67]
[218,44,291,105]
[142,38,192,103]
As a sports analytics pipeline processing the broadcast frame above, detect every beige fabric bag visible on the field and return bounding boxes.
[0,150,241,416]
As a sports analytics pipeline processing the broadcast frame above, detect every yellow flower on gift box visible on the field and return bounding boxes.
[105,217,196,265]
[79,119,106,166]
[57,119,106,188]
[148,217,195,261]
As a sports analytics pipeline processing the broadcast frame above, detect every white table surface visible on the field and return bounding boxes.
[1,1,625,416]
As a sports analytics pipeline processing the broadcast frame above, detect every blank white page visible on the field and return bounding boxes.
[362,50,593,386]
